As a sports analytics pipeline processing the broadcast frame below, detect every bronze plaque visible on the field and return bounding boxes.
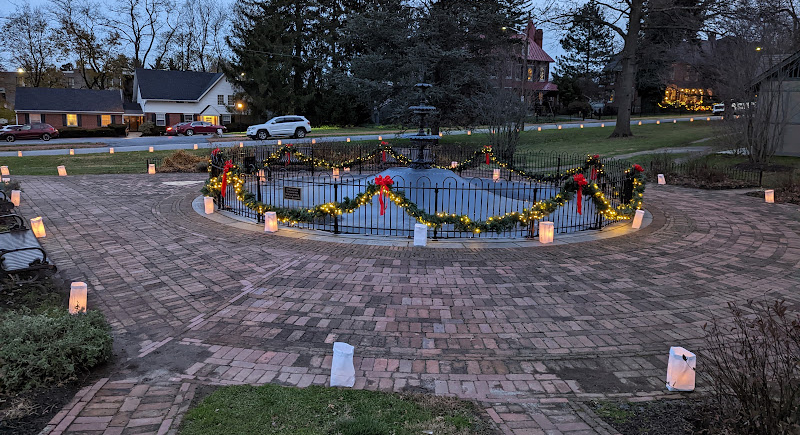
[284,186,302,201]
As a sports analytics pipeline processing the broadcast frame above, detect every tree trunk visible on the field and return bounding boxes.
[610,0,644,138]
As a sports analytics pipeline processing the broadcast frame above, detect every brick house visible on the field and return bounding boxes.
[132,68,237,129]
[508,20,559,114]
[14,87,124,128]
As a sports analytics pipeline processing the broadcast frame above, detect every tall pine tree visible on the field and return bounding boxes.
[555,0,615,105]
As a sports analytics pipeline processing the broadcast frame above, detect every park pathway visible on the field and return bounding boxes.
[17,173,799,435]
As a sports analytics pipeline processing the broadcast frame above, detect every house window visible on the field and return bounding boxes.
[155,113,166,126]
[539,67,546,82]
[227,95,235,105]
[68,77,75,88]
[221,114,231,124]
[217,95,224,105]
[101,115,111,126]
[184,114,194,122]
[67,114,78,126]
[29,114,41,124]
[527,67,533,81]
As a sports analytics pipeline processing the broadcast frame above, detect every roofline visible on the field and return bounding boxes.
[196,74,226,101]
[140,98,200,102]
[753,50,800,85]
[15,110,124,114]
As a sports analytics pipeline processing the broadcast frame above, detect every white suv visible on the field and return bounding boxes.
[247,116,312,140]
[712,104,725,115]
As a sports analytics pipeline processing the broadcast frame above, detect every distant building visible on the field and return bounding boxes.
[132,68,238,130]
[505,20,559,114]
[0,69,127,111]
[14,87,124,128]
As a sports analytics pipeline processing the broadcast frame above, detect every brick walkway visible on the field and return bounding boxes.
[19,174,798,435]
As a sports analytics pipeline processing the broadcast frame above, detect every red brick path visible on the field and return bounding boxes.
[21,174,797,434]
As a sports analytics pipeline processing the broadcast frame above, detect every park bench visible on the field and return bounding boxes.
[0,214,56,282]
[0,191,15,213]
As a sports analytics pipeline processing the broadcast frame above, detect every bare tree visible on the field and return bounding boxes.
[1,5,60,87]
[106,0,174,68]
[544,0,713,138]
[163,0,227,71]
[50,0,123,89]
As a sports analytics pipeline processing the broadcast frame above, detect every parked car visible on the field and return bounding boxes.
[175,121,226,136]
[166,122,189,135]
[0,124,22,132]
[246,116,312,140]
[712,103,725,115]
[0,123,59,142]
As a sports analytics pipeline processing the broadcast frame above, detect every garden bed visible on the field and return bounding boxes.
[590,399,705,435]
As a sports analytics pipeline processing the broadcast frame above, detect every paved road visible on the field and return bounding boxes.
[17,173,793,434]
[0,116,722,158]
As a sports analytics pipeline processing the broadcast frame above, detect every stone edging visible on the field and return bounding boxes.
[192,195,653,248]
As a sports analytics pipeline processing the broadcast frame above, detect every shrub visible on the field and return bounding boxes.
[703,300,800,434]
[58,127,117,138]
[107,123,128,136]
[139,121,165,136]
[224,122,249,133]
[567,101,592,116]
[0,309,113,394]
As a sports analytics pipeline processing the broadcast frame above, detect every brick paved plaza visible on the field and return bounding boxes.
[22,173,799,435]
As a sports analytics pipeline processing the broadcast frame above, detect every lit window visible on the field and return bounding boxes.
[67,114,78,126]
[29,114,41,123]
[527,67,533,81]
[101,115,111,126]
[217,95,224,105]
[539,67,546,81]
[155,113,166,126]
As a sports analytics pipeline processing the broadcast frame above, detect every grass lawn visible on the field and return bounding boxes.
[0,149,210,176]
[431,122,717,157]
[179,384,495,435]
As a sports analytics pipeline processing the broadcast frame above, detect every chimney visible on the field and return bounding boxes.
[534,29,543,48]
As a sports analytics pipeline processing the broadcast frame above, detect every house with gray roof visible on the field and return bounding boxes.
[14,87,124,128]
[132,69,238,129]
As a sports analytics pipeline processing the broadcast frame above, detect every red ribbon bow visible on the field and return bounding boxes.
[484,146,492,165]
[574,173,589,215]
[212,147,221,157]
[286,145,292,166]
[633,164,644,172]
[221,160,234,198]
[374,175,394,216]
[591,155,600,180]
[381,141,389,162]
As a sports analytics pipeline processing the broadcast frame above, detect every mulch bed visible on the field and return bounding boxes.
[745,187,800,205]
[590,399,706,435]
[660,175,759,190]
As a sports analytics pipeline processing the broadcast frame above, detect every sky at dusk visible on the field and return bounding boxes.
[2,0,573,72]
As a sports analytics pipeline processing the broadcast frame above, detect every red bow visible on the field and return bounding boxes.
[633,164,644,172]
[381,141,388,162]
[212,147,221,156]
[574,173,588,215]
[286,145,292,166]
[221,160,234,198]
[374,175,394,216]
[484,146,492,165]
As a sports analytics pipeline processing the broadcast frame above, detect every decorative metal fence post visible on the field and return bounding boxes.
[433,186,439,240]
[333,181,340,234]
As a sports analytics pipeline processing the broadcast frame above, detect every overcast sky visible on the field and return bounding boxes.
[3,0,572,72]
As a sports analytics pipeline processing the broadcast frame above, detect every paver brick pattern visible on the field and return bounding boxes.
[19,174,798,435]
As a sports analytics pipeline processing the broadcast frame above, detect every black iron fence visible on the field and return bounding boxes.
[648,160,762,186]
[209,143,637,239]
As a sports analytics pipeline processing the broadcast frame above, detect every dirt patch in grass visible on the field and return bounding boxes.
[0,142,107,152]
[590,399,704,435]
[158,150,208,173]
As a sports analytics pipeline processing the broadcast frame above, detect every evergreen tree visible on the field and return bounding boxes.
[555,0,615,103]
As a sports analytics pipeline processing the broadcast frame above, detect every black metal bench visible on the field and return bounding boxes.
[0,215,56,282]
[0,191,15,213]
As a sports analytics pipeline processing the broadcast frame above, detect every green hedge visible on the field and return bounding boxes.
[139,121,166,136]
[0,309,113,394]
[58,124,128,138]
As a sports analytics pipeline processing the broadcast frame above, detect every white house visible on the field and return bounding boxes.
[130,68,239,129]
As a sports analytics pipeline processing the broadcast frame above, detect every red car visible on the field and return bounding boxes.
[175,121,227,136]
[1,123,59,142]
[166,122,190,135]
